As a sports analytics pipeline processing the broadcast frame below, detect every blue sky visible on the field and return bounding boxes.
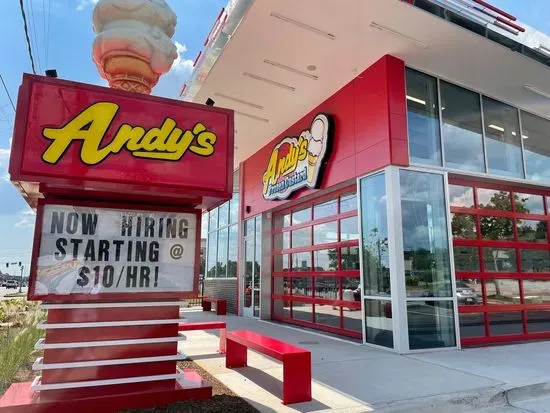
[0,0,549,276]
[0,0,225,275]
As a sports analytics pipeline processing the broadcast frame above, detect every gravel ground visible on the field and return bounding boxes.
[123,360,259,413]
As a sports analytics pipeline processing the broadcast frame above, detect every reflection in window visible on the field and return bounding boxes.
[314,249,338,271]
[486,279,519,305]
[459,313,485,338]
[218,202,229,228]
[292,207,311,225]
[527,310,550,333]
[229,193,239,224]
[292,277,312,296]
[523,280,550,304]
[292,302,313,322]
[483,248,517,272]
[342,277,361,296]
[315,277,338,300]
[451,214,477,239]
[273,254,289,272]
[480,216,513,241]
[407,301,456,349]
[453,246,480,272]
[217,227,228,277]
[448,185,475,208]
[314,199,338,219]
[483,96,523,178]
[341,247,360,270]
[440,81,484,172]
[292,228,311,248]
[273,232,290,250]
[365,299,394,348]
[314,221,338,245]
[521,111,550,182]
[340,192,357,212]
[477,189,512,210]
[456,279,482,305]
[228,225,238,277]
[273,299,290,319]
[207,232,218,277]
[521,249,550,272]
[292,252,311,271]
[488,312,523,335]
[315,304,340,328]
[209,208,218,231]
[515,192,544,214]
[340,216,359,240]
[273,277,290,295]
[406,68,442,166]
[517,220,547,243]
[360,173,390,296]
[274,213,291,229]
[400,170,452,298]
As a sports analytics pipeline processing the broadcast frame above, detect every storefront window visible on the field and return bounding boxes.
[400,170,452,298]
[292,228,311,248]
[314,198,338,219]
[477,188,512,210]
[521,249,550,272]
[314,221,338,245]
[292,207,311,225]
[406,68,442,166]
[314,249,338,271]
[340,216,359,240]
[340,192,357,212]
[365,299,393,348]
[205,194,239,278]
[407,301,456,349]
[453,246,480,272]
[483,97,523,179]
[521,111,550,183]
[515,192,544,215]
[451,214,477,239]
[440,81,484,172]
[360,172,390,296]
[448,185,475,208]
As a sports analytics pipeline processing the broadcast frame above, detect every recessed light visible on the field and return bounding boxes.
[235,110,269,123]
[523,135,529,139]
[307,65,317,71]
[524,85,550,100]
[243,72,296,92]
[369,21,429,48]
[406,95,426,105]
[263,59,318,80]
[214,93,264,110]
[270,12,335,40]
[488,124,505,132]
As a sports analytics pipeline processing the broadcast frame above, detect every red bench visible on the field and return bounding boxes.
[202,297,227,315]
[225,330,311,405]
[179,321,227,353]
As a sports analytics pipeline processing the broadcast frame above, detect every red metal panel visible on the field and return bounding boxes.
[9,74,234,209]
[46,307,179,323]
[45,324,178,343]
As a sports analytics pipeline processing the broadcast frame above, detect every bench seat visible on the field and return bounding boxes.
[201,298,227,315]
[178,321,226,353]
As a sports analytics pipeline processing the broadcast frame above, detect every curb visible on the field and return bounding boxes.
[506,381,550,406]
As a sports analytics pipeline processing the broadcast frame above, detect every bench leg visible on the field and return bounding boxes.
[202,300,211,312]
[225,338,247,368]
[219,328,226,354]
[217,300,227,315]
[282,353,312,405]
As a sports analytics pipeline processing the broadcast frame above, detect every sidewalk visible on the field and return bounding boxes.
[178,309,550,412]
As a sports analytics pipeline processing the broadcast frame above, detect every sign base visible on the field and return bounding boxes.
[0,371,212,413]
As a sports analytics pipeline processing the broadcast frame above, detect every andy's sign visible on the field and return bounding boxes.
[9,75,234,208]
[263,114,332,200]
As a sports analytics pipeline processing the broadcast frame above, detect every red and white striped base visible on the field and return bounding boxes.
[0,301,212,413]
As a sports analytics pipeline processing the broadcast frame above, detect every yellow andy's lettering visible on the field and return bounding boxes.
[42,102,119,165]
[41,102,219,165]
[263,149,279,193]
[298,137,308,161]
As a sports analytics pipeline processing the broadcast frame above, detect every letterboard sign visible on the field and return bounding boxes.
[30,203,198,299]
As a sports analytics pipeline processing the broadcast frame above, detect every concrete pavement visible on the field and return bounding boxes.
[177,309,550,412]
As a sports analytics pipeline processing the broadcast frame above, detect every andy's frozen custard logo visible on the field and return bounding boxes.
[41,102,217,165]
[262,113,332,200]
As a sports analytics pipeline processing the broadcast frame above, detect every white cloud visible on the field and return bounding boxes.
[14,209,35,229]
[76,0,99,11]
[171,42,194,74]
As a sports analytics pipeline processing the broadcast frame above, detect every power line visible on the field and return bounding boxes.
[27,0,42,73]
[19,0,37,74]
[44,0,51,67]
[0,74,16,112]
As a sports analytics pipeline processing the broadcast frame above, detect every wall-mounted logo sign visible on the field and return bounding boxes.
[31,203,198,299]
[42,102,217,166]
[262,113,332,200]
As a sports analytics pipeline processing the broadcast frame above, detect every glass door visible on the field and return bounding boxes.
[243,216,261,317]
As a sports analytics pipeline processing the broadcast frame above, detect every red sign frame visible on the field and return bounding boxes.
[9,74,234,209]
[28,198,201,303]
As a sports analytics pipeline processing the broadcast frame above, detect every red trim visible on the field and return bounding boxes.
[28,198,201,303]
[471,0,517,21]
[272,314,362,339]
[193,51,202,67]
[204,8,225,46]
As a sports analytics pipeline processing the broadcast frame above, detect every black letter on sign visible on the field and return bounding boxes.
[166,219,177,238]
[70,239,83,259]
[126,266,138,288]
[121,216,132,236]
[149,241,159,262]
[66,212,78,234]
[84,240,96,261]
[50,212,64,234]
[139,266,151,287]
[103,265,114,287]
[81,214,98,235]
[179,219,188,239]
[77,266,90,287]
[55,238,67,260]
[98,240,110,261]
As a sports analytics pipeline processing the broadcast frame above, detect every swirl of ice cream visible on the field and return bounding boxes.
[307,115,329,157]
[92,0,178,94]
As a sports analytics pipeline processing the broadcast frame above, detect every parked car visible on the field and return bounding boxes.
[5,280,18,289]
[456,281,481,305]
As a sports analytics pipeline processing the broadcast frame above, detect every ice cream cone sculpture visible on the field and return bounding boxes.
[306,114,330,186]
[92,0,178,94]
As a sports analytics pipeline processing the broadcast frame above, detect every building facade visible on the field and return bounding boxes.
[187,0,550,352]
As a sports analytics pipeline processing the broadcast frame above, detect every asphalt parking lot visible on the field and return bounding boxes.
[0,286,28,299]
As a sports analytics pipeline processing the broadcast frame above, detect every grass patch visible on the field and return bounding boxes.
[0,300,45,393]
